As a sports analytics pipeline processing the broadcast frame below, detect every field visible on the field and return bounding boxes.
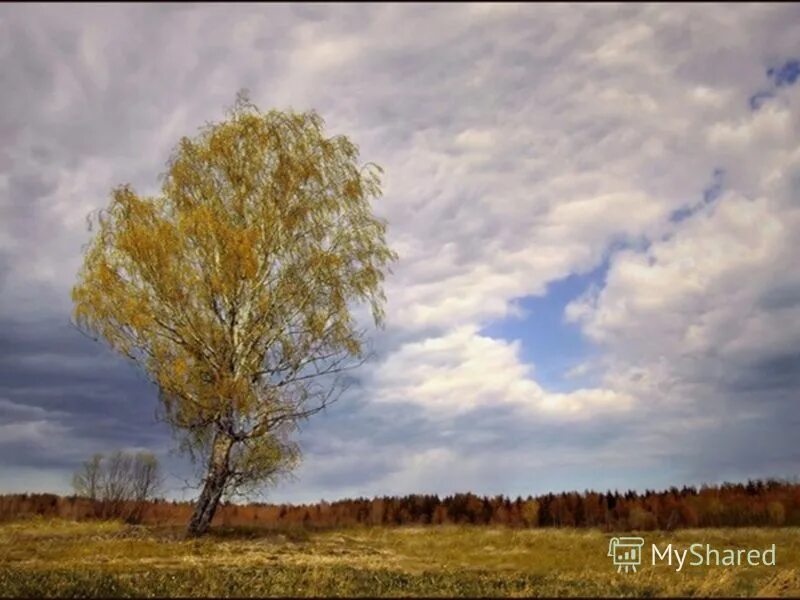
[1,518,799,597]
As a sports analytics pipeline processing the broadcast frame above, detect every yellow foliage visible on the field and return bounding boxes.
[71,94,397,492]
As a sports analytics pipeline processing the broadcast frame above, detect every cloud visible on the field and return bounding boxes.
[0,3,799,500]
[562,79,800,480]
[0,419,68,447]
[366,325,632,417]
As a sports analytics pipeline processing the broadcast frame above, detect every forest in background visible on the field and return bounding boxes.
[1,478,799,531]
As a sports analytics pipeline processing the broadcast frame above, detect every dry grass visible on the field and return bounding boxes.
[1,517,799,597]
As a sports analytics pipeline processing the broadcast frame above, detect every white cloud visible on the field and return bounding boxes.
[367,326,633,418]
[0,398,67,421]
[454,128,496,151]
[0,420,68,446]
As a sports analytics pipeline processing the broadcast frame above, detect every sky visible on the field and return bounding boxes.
[1,3,800,504]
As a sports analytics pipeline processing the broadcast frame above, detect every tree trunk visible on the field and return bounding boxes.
[187,433,234,537]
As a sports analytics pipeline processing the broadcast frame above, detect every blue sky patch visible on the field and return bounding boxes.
[768,59,800,87]
[751,59,800,110]
[480,262,610,393]
[670,168,725,223]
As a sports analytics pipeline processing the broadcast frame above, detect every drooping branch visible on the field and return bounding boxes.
[72,95,396,535]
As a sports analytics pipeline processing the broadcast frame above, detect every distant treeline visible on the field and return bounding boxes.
[2,478,799,530]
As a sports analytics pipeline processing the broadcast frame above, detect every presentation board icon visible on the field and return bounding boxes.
[608,536,645,573]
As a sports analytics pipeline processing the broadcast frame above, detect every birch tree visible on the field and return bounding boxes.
[72,94,396,536]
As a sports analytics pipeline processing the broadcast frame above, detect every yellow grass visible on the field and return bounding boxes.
[1,517,799,597]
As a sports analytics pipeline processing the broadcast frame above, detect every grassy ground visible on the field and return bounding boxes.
[1,518,799,597]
